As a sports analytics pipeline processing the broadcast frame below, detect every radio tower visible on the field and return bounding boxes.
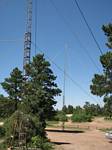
[23,0,32,76]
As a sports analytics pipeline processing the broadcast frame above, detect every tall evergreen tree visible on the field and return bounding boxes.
[67,105,74,114]
[24,54,61,136]
[90,23,112,118]
[1,67,23,109]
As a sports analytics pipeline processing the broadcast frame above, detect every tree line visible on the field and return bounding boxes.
[62,102,103,116]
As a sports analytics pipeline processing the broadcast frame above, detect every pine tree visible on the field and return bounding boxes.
[24,54,61,136]
[90,23,112,118]
[67,105,73,114]
[102,23,112,48]
[104,96,112,118]
[1,67,23,110]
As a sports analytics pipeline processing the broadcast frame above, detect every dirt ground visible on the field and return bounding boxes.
[47,117,112,150]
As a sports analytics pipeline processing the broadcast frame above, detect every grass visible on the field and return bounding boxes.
[46,120,89,132]
[104,118,112,122]
[99,128,112,132]
[46,121,59,127]
[64,125,89,131]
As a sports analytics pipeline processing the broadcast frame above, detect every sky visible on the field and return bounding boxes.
[0,0,112,109]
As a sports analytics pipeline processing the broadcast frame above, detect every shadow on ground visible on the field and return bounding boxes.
[52,141,71,145]
[109,140,112,143]
[46,129,84,133]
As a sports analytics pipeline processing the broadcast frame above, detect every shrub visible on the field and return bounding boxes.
[4,111,37,146]
[71,113,92,122]
[42,142,53,150]
[56,111,68,122]
[29,135,53,150]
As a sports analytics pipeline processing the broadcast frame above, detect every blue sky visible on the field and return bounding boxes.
[0,0,112,109]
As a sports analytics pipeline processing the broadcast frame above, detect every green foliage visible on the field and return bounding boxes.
[73,106,83,114]
[83,102,102,116]
[24,54,61,117]
[62,105,67,113]
[71,112,92,122]
[29,136,53,150]
[102,23,112,48]
[90,23,112,118]
[47,112,60,121]
[62,105,74,114]
[1,67,23,110]
[56,111,68,122]
[0,126,5,138]
[72,105,93,122]
[100,52,112,71]
[4,111,36,146]
[67,105,74,114]
[23,54,61,137]
[104,96,112,118]
[0,53,61,147]
[90,74,106,97]
[104,117,112,120]
[46,120,59,127]
[100,128,112,132]
[59,112,68,122]
[42,142,53,150]
[0,143,7,150]
[0,96,16,118]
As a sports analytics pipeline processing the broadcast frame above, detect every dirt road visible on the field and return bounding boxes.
[47,129,112,150]
[47,118,112,150]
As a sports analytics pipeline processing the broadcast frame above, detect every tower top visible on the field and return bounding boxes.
[23,0,32,76]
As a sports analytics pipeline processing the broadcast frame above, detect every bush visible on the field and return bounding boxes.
[42,142,53,150]
[4,111,37,146]
[29,135,53,150]
[71,113,92,122]
[56,111,68,122]
[3,111,51,147]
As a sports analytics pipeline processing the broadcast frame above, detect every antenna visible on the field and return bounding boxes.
[23,0,32,76]
[62,44,67,130]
